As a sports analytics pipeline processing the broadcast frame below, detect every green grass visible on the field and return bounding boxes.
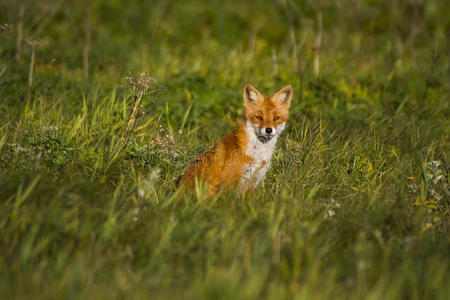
[0,0,449,299]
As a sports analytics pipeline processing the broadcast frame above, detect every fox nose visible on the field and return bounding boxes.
[265,128,273,134]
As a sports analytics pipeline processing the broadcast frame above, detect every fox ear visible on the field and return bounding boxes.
[273,85,293,106]
[243,83,263,104]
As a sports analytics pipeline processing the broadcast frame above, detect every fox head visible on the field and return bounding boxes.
[243,83,293,143]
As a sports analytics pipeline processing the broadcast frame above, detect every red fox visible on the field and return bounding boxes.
[179,83,293,196]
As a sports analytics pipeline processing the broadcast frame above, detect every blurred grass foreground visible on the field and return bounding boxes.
[0,0,449,299]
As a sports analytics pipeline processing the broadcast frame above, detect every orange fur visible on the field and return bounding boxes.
[179,83,293,195]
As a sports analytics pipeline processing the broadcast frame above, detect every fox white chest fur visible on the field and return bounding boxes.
[240,121,286,188]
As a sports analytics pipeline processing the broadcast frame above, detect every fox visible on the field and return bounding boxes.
[179,83,293,196]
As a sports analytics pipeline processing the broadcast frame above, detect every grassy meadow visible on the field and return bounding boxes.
[0,0,449,298]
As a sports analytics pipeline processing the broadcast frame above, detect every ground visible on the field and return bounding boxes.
[0,0,449,299]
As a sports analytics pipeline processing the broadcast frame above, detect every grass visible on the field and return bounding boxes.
[0,0,449,299]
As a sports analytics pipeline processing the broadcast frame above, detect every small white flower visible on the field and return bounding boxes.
[431,160,441,167]
[17,146,28,152]
[326,198,340,218]
[43,125,59,132]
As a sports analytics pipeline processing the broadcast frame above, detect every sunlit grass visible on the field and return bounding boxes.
[0,0,448,299]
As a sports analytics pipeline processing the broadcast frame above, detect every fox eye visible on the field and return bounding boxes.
[273,116,280,121]
[256,116,263,120]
